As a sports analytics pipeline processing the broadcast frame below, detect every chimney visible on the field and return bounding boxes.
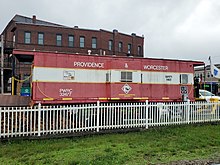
[32,15,36,24]
[113,29,118,33]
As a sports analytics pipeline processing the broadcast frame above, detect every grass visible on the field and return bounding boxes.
[0,124,220,164]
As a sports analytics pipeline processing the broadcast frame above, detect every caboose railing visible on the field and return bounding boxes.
[0,101,220,139]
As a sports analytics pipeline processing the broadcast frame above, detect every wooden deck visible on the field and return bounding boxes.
[0,95,30,106]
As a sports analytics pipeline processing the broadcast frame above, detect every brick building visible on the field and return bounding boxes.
[2,15,144,57]
[0,14,144,93]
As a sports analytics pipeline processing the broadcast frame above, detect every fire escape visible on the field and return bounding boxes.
[0,37,14,93]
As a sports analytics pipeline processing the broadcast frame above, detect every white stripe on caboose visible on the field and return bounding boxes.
[32,67,193,84]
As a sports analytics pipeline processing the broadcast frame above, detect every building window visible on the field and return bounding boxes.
[13,35,15,47]
[80,36,85,48]
[38,33,44,45]
[138,46,142,56]
[128,44,132,54]
[109,40,113,51]
[24,32,31,44]
[68,35,74,47]
[121,71,133,82]
[92,37,97,49]
[119,42,123,52]
[56,34,62,46]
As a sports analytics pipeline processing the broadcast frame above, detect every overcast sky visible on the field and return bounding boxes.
[1,0,220,64]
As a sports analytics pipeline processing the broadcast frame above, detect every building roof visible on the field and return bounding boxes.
[1,14,144,39]
[11,15,144,38]
[12,14,67,28]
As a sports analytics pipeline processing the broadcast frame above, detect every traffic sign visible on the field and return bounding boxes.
[180,86,188,94]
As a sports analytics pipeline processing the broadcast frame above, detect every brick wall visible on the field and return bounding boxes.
[4,23,144,57]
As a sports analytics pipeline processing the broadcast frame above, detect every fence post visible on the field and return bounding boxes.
[186,100,190,124]
[96,101,100,132]
[38,103,41,136]
[145,100,149,129]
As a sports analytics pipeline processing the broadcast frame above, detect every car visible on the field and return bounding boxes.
[199,89,220,102]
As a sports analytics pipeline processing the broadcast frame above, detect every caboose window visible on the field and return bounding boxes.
[180,74,188,84]
[106,72,110,82]
[121,71,132,82]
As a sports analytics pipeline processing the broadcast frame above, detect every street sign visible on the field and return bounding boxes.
[180,86,188,94]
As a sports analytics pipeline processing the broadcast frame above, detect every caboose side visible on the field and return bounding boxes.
[25,50,204,104]
[10,50,204,105]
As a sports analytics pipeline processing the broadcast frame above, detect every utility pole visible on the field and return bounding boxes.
[1,35,4,94]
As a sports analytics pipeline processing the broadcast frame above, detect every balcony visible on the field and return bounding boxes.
[1,41,15,54]
[4,41,15,49]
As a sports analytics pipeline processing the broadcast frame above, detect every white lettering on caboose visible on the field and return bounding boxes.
[143,65,168,71]
[74,61,104,68]
[59,89,72,97]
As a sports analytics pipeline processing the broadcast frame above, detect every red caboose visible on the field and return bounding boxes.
[13,50,204,104]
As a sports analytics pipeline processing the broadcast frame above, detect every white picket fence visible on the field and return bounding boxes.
[0,101,220,139]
